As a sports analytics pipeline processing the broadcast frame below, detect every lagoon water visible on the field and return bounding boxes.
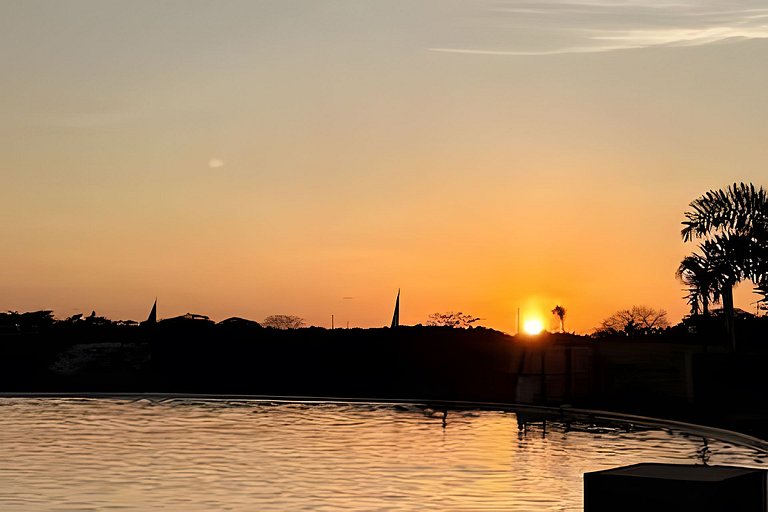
[0,398,764,511]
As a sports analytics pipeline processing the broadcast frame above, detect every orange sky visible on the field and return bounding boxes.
[1,1,766,333]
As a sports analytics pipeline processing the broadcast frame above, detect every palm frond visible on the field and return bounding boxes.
[681,182,768,242]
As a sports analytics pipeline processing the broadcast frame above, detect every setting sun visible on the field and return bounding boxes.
[523,319,544,335]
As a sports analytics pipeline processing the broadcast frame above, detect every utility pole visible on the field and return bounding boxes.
[331,314,334,329]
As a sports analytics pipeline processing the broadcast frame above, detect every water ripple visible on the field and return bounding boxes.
[0,398,764,511]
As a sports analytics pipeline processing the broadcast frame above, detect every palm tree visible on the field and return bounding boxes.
[681,183,767,243]
[551,305,566,333]
[681,182,768,349]
[756,277,768,315]
[676,254,720,317]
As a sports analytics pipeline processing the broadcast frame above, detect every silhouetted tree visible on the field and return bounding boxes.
[551,305,566,332]
[2,310,55,331]
[676,254,720,317]
[426,312,480,328]
[595,306,669,337]
[681,182,768,348]
[262,315,306,329]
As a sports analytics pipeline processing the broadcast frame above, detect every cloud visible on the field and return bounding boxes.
[429,1,768,56]
[208,158,225,169]
[429,44,640,56]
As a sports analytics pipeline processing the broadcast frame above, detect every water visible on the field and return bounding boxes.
[0,398,764,511]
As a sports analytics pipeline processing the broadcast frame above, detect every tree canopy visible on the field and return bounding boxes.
[551,305,566,333]
[681,183,767,299]
[594,306,669,337]
[426,312,480,328]
[262,315,306,329]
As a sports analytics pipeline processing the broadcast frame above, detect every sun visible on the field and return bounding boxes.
[523,318,544,335]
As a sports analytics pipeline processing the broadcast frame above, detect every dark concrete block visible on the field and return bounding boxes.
[584,463,767,512]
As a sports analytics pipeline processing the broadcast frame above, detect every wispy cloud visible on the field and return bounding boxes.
[429,44,640,56]
[429,1,768,56]
[208,158,225,169]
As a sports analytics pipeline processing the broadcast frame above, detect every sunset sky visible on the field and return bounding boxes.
[2,0,767,333]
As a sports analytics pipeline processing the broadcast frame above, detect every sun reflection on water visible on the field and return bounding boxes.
[0,398,763,511]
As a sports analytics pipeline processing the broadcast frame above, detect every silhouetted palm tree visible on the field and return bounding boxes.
[756,278,768,315]
[676,254,720,317]
[681,182,768,348]
[551,305,566,333]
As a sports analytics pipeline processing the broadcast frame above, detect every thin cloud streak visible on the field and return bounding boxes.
[428,45,641,56]
[429,1,768,56]
[593,27,768,45]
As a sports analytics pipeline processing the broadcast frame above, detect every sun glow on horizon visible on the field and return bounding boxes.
[3,2,767,334]
[523,318,544,335]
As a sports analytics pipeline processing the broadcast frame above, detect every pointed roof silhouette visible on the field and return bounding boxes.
[143,299,157,325]
[390,289,400,328]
